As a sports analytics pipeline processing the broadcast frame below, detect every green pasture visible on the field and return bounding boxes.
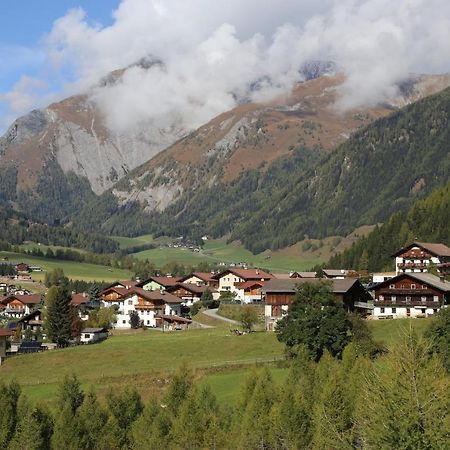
[132,237,322,272]
[0,251,132,282]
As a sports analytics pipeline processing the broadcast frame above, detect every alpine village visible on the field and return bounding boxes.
[0,2,450,449]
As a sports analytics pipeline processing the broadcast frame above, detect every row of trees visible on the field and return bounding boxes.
[1,323,449,449]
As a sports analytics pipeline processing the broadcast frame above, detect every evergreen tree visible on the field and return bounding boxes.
[426,307,450,371]
[0,381,20,449]
[9,398,53,450]
[164,364,193,416]
[358,328,450,448]
[45,285,72,347]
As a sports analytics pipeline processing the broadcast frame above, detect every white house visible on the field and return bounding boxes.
[213,268,273,303]
[392,242,450,276]
[80,328,109,344]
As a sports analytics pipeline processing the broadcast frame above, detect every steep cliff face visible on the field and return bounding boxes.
[0,94,186,196]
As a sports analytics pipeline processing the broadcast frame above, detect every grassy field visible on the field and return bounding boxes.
[132,238,322,272]
[1,326,284,405]
[0,316,433,407]
[0,251,132,282]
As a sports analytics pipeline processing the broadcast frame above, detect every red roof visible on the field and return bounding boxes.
[392,242,450,258]
[168,283,208,295]
[124,287,183,304]
[70,293,89,305]
[137,276,182,288]
[234,280,265,289]
[1,294,41,305]
[214,268,273,281]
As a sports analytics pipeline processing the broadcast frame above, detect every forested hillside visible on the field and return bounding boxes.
[327,181,450,272]
[94,85,450,253]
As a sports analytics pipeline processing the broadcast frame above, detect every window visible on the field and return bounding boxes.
[405,296,411,301]
[84,334,90,338]
[433,296,439,302]
[421,296,427,302]
[411,284,416,289]
[128,300,133,305]
[380,307,385,313]
[379,295,384,301]
[392,307,396,313]
[422,284,427,289]
[122,320,126,324]
[389,284,395,289]
[391,296,396,302]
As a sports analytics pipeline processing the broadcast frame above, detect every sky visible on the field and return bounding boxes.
[1,0,450,134]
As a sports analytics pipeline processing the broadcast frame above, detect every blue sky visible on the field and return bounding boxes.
[0,1,119,127]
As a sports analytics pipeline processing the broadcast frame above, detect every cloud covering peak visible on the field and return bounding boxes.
[2,0,450,132]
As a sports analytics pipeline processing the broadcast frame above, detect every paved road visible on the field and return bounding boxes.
[202,308,239,325]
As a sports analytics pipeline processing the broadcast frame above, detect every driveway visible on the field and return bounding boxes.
[202,308,239,325]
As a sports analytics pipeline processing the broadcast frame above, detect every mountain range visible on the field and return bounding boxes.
[1,62,450,254]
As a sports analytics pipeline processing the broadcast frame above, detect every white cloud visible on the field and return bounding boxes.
[2,0,450,132]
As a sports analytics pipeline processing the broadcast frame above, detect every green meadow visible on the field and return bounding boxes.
[0,315,432,406]
[132,238,321,272]
[0,251,132,282]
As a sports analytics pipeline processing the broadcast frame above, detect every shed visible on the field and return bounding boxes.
[80,328,109,344]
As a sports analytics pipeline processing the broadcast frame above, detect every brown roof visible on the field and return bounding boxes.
[374,272,450,292]
[272,272,317,279]
[262,278,360,294]
[125,287,183,304]
[168,283,208,295]
[137,276,182,288]
[1,294,41,305]
[235,280,265,289]
[70,293,89,305]
[392,242,450,258]
[101,287,131,298]
[190,272,216,282]
[213,268,273,281]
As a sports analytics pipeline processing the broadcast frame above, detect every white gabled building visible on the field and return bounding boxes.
[372,272,450,319]
[212,268,273,303]
[392,242,450,276]
[101,287,183,329]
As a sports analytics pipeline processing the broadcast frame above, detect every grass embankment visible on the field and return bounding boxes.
[0,251,132,282]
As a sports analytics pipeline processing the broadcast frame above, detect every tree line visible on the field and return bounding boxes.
[326,181,450,273]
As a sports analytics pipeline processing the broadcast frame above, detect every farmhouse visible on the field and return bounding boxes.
[167,282,209,306]
[372,272,450,319]
[102,287,184,329]
[263,278,372,331]
[179,272,219,289]
[17,308,43,335]
[0,294,41,319]
[392,242,450,276]
[136,276,182,291]
[213,268,273,303]
[322,269,360,279]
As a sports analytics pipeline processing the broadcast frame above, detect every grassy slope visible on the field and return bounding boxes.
[1,327,283,405]
[132,238,322,271]
[0,251,132,282]
[0,317,432,406]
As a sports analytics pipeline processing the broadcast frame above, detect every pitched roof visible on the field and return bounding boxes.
[130,287,183,304]
[82,327,108,333]
[1,294,41,305]
[272,272,317,279]
[235,280,265,289]
[262,278,360,294]
[168,283,208,295]
[374,272,450,292]
[182,272,217,283]
[392,242,450,258]
[101,287,131,298]
[213,268,273,280]
[70,293,89,305]
[137,276,182,288]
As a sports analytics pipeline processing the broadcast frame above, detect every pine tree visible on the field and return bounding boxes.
[164,363,193,416]
[0,381,21,449]
[45,284,72,347]
[358,328,450,449]
[9,397,53,450]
